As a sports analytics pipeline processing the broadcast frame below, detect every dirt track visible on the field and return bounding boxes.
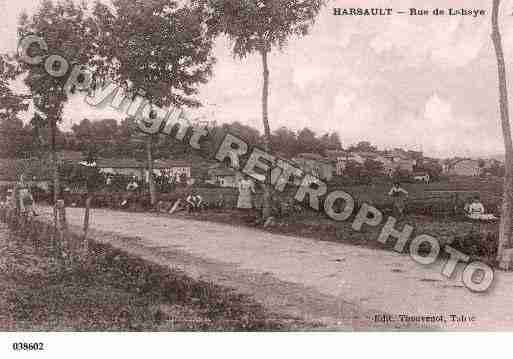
[36,205,513,330]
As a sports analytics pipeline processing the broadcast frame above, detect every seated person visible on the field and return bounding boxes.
[120,198,129,208]
[186,191,203,213]
[465,197,497,221]
[19,187,37,216]
[126,177,139,192]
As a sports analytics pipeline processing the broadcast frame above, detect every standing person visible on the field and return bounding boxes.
[388,182,408,218]
[237,175,255,210]
[122,176,139,208]
[17,175,37,216]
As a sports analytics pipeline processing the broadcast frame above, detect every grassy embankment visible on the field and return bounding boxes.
[0,223,312,331]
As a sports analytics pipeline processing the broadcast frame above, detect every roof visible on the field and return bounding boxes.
[95,158,145,168]
[453,159,480,166]
[209,167,237,177]
[154,159,192,168]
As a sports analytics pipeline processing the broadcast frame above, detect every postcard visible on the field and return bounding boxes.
[1,0,513,356]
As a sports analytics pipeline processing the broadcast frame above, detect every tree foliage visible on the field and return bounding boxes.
[347,141,377,153]
[17,0,97,121]
[91,0,215,108]
[0,55,31,157]
[204,0,324,56]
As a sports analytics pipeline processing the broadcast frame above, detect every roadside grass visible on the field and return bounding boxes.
[0,226,314,331]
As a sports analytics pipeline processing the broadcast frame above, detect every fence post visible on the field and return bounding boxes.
[56,199,68,267]
[83,197,92,263]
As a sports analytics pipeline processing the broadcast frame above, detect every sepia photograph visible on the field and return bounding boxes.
[1,0,513,356]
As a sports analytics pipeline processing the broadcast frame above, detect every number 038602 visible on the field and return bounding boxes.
[12,342,44,351]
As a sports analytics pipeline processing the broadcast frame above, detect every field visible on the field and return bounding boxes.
[169,176,503,265]
[53,175,504,213]
[30,175,505,266]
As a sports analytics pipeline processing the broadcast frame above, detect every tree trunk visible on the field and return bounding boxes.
[261,48,272,219]
[146,135,157,206]
[50,116,59,228]
[492,0,513,264]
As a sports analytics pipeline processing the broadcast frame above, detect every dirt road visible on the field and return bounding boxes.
[36,205,513,330]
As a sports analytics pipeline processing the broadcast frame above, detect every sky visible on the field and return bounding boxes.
[1,0,513,158]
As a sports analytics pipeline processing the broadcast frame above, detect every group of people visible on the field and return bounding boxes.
[6,170,497,222]
[388,182,497,221]
[184,177,499,221]
[182,175,255,214]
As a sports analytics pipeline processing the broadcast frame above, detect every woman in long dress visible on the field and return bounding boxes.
[388,182,408,218]
[237,175,255,209]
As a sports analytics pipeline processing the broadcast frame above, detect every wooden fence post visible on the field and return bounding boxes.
[83,197,92,263]
[56,200,67,267]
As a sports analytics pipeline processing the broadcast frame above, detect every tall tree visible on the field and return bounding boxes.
[271,126,298,157]
[72,118,120,158]
[29,112,48,158]
[205,0,325,218]
[17,0,96,210]
[0,55,30,157]
[297,127,320,154]
[491,0,513,266]
[92,0,215,206]
[328,132,342,151]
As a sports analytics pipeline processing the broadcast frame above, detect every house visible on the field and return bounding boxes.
[292,153,334,181]
[480,159,503,176]
[206,165,241,188]
[153,159,193,182]
[445,159,482,176]
[326,150,349,175]
[94,158,194,183]
[325,150,364,176]
[95,158,146,180]
[0,158,52,190]
[382,150,416,174]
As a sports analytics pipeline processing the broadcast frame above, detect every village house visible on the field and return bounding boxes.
[382,150,416,175]
[292,153,335,181]
[92,158,193,183]
[481,158,502,174]
[153,159,193,182]
[444,159,482,176]
[326,149,418,177]
[0,158,52,190]
[326,150,365,176]
[206,165,241,188]
[94,158,146,180]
